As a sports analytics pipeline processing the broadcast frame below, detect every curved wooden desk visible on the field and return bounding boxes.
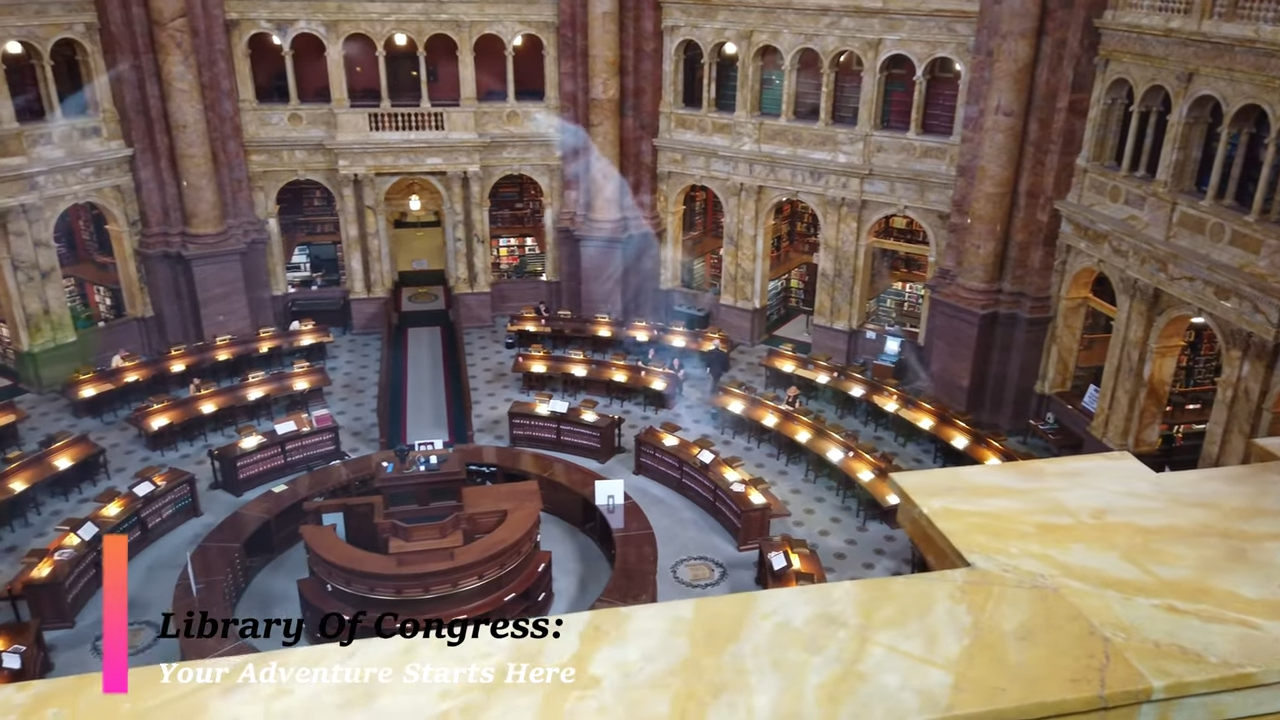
[632,426,786,550]
[710,386,900,507]
[174,446,657,660]
[762,348,1019,465]
[507,312,732,353]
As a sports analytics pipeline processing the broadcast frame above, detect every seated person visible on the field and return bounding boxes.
[536,300,552,318]
[784,386,803,409]
[669,357,687,395]
[643,347,666,369]
[188,377,205,395]
[288,319,301,331]
[109,348,130,368]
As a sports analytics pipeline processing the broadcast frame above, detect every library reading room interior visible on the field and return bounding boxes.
[0,0,1279,717]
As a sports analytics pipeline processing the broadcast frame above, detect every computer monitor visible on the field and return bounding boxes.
[883,336,903,359]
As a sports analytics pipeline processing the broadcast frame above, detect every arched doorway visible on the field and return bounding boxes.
[276,179,345,291]
[864,214,930,337]
[678,185,724,292]
[384,178,446,274]
[2,41,49,123]
[54,202,126,328]
[1068,273,1116,404]
[488,174,546,281]
[1139,315,1223,470]
[765,198,820,342]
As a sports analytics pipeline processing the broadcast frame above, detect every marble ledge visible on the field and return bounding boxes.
[7,451,1280,719]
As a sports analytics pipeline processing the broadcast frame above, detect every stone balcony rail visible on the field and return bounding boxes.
[0,117,123,163]
[1108,0,1280,33]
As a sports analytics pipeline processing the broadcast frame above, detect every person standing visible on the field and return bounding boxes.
[705,340,729,390]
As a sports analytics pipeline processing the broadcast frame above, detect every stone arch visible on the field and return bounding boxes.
[50,200,135,325]
[673,38,705,110]
[383,176,451,280]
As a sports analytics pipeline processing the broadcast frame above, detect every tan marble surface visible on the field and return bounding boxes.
[9,451,1280,718]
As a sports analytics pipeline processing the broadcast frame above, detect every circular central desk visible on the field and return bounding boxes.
[173,446,658,660]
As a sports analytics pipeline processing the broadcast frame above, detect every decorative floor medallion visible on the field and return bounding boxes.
[90,619,162,658]
[407,289,440,305]
[670,555,728,590]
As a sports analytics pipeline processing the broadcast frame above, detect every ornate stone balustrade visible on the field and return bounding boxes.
[1109,0,1280,30]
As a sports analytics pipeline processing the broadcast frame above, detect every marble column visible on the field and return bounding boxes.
[908,73,925,135]
[813,198,842,326]
[145,0,226,235]
[1250,133,1278,218]
[0,231,30,351]
[1119,106,1142,173]
[582,0,622,235]
[370,181,393,294]
[446,172,472,291]
[1202,125,1232,204]
[4,208,67,349]
[417,50,431,107]
[781,61,795,121]
[1223,128,1253,205]
[1204,331,1275,466]
[734,45,751,119]
[736,184,760,307]
[951,73,969,138]
[701,56,712,112]
[284,49,299,106]
[327,49,348,108]
[1098,280,1154,448]
[376,50,390,108]
[717,182,742,305]
[40,61,63,120]
[545,171,562,281]
[0,74,16,128]
[465,170,490,291]
[544,33,561,109]
[337,175,368,297]
[817,66,833,126]
[505,48,516,104]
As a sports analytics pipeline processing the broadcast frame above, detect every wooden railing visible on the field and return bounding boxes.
[366,110,447,133]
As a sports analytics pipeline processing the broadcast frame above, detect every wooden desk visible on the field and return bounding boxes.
[0,401,28,451]
[62,325,335,412]
[126,365,331,445]
[0,434,108,514]
[755,535,827,589]
[507,401,623,463]
[11,468,199,629]
[762,348,1018,465]
[511,353,678,407]
[507,312,733,353]
[633,426,784,550]
[0,621,51,683]
[208,416,344,496]
[711,386,900,507]
[174,446,657,660]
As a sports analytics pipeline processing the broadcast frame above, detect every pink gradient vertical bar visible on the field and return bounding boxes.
[102,534,128,694]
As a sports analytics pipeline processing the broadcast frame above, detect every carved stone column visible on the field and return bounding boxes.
[951,72,968,138]
[1119,106,1143,173]
[465,170,490,292]
[283,49,299,105]
[813,197,842,326]
[505,47,516,104]
[817,66,833,127]
[1100,279,1155,448]
[337,175,367,297]
[445,172,472,291]
[40,61,63,120]
[1222,128,1253,206]
[736,184,760,307]
[1250,132,1279,219]
[417,50,430,107]
[459,31,478,107]
[543,32,560,109]
[1202,124,1233,204]
[780,61,795,121]
[327,48,348,108]
[734,43,751,120]
[370,181,392,295]
[908,73,926,135]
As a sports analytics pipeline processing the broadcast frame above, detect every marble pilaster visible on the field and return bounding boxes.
[337,175,368,297]
[736,184,760,307]
[369,185,392,295]
[283,50,299,105]
[1209,333,1277,466]
[327,49,348,108]
[908,73,925,135]
[717,182,742,304]
[445,172,472,291]
[465,171,490,291]
[1100,281,1155,448]
[587,0,621,168]
[376,50,390,108]
[145,0,226,235]
[458,31,477,107]
[418,51,430,108]
[813,198,843,327]
[0,68,16,128]
[15,205,75,347]
[545,171,562,281]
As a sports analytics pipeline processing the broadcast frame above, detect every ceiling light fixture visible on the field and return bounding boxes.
[723,42,738,56]
[513,35,523,47]
[394,33,408,47]
[3,41,23,55]
[1190,316,1206,324]
[271,35,282,46]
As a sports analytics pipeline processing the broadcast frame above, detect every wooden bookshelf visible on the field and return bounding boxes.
[768,200,819,271]
[279,182,340,242]
[489,175,546,280]
[1173,326,1220,393]
[681,187,725,291]
[785,263,817,312]
[209,414,344,497]
[871,215,930,246]
[869,280,925,329]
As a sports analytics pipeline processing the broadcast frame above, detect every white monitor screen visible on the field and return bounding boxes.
[883,336,903,357]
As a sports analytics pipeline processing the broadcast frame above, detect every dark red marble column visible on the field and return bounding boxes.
[556,0,588,312]
[95,0,274,346]
[926,0,1108,428]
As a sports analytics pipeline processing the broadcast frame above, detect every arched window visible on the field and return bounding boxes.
[677,40,704,110]
[712,42,738,113]
[383,33,421,107]
[792,49,822,122]
[248,32,288,104]
[1222,105,1272,209]
[766,199,820,330]
[488,174,547,280]
[830,51,863,126]
[2,41,48,123]
[1134,86,1172,177]
[50,39,93,118]
[1177,95,1224,197]
[878,54,916,132]
[343,33,380,108]
[291,33,330,104]
[1094,79,1135,165]
[277,180,345,290]
[1152,316,1222,469]
[512,34,545,101]
[921,57,961,136]
[426,34,461,107]
[755,45,783,118]
[474,34,507,102]
[54,203,126,326]
[866,215,930,332]
[679,186,724,291]
[1069,272,1117,399]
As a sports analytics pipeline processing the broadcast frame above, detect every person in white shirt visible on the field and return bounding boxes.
[288,319,301,331]
[109,349,129,368]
